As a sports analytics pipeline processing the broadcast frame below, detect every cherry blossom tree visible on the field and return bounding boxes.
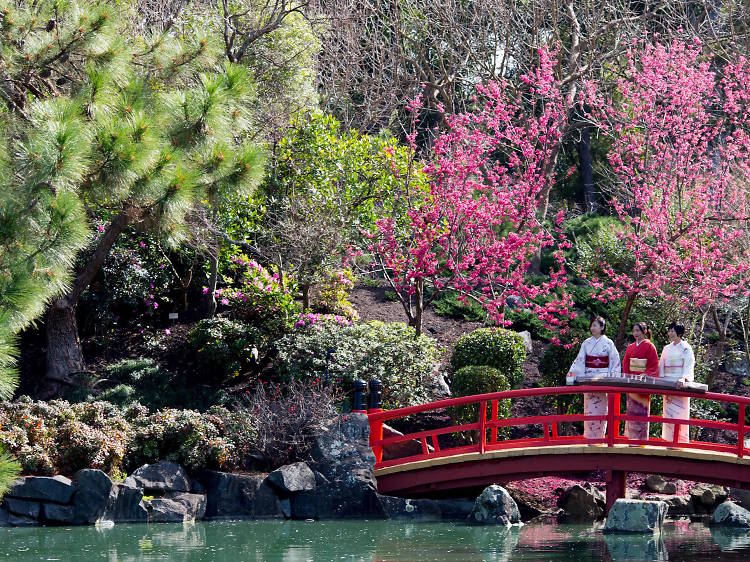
[369,49,575,338]
[587,38,750,346]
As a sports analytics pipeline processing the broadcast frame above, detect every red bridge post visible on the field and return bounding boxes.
[605,470,626,513]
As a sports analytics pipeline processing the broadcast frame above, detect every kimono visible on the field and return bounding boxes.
[568,335,621,439]
[622,339,660,441]
[659,340,695,443]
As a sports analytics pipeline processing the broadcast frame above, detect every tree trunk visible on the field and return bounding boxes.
[43,205,137,395]
[709,306,730,389]
[204,248,219,318]
[615,292,638,349]
[409,280,424,337]
[301,284,311,311]
[578,127,597,213]
[43,303,84,397]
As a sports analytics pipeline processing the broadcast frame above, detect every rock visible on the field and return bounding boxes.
[436,499,476,520]
[690,484,728,508]
[380,496,443,521]
[267,462,316,494]
[646,475,666,494]
[72,469,113,524]
[436,374,451,396]
[467,485,521,526]
[7,513,39,527]
[725,351,750,377]
[517,331,534,354]
[296,414,386,520]
[280,498,291,518]
[558,484,606,522]
[603,499,668,533]
[730,488,750,510]
[102,483,148,523]
[2,498,40,519]
[662,495,691,517]
[200,471,283,519]
[147,493,206,523]
[129,461,190,494]
[711,501,750,528]
[381,424,432,461]
[6,475,75,504]
[41,503,74,524]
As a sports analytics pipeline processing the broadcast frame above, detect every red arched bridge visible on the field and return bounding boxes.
[362,385,750,512]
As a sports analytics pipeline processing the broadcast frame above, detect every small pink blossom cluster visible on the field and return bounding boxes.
[294,313,353,330]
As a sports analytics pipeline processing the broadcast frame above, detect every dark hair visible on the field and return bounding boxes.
[590,316,606,332]
[633,321,652,340]
[668,322,685,337]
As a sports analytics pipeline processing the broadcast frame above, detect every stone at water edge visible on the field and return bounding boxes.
[603,499,668,533]
[72,469,113,524]
[129,461,191,494]
[267,462,316,494]
[730,488,750,511]
[199,471,284,519]
[467,485,521,526]
[557,484,605,522]
[102,482,148,523]
[2,498,40,519]
[710,501,750,528]
[146,493,207,523]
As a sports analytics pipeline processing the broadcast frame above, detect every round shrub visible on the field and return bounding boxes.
[450,328,527,388]
[276,320,441,409]
[450,366,511,430]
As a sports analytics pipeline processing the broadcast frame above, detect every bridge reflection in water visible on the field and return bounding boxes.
[363,385,750,512]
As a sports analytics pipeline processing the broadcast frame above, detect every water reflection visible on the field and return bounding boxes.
[0,519,746,561]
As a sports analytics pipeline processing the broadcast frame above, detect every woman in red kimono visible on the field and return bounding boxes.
[622,322,659,441]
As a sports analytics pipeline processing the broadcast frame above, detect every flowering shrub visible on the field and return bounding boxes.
[125,407,256,473]
[0,398,257,476]
[187,318,269,382]
[276,320,441,408]
[220,255,300,326]
[312,269,358,320]
[450,329,527,389]
[294,313,353,330]
[0,398,132,477]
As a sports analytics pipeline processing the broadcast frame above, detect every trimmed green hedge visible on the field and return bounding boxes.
[449,365,511,437]
[450,328,526,388]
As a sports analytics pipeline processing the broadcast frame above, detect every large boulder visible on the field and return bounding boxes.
[72,469,113,524]
[102,483,148,523]
[379,496,474,521]
[295,414,387,520]
[127,461,190,494]
[6,476,75,504]
[710,501,750,528]
[381,424,432,461]
[200,471,283,519]
[467,485,521,526]
[557,484,606,522]
[146,493,206,523]
[603,499,668,533]
[507,487,549,521]
[267,462,316,494]
[729,488,750,511]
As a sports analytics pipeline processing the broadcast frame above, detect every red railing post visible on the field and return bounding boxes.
[479,400,487,454]
[739,404,746,459]
[607,392,616,447]
[368,378,383,463]
[490,400,499,444]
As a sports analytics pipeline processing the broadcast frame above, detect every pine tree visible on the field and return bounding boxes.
[1,0,265,396]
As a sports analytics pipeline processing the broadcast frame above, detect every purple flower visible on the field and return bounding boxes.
[96,224,105,233]
[153,302,159,309]
[165,329,171,335]
[139,241,146,248]
[202,287,209,295]
[221,298,229,305]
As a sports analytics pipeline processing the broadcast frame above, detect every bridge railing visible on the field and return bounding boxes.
[364,385,750,469]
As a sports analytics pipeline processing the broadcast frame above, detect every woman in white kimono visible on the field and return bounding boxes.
[568,317,621,439]
[660,322,695,443]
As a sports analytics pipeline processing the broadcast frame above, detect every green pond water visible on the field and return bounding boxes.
[0,519,747,561]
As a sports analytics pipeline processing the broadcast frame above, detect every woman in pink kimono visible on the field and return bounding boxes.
[568,317,621,439]
[660,322,695,443]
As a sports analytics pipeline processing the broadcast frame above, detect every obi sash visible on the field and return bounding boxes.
[664,359,684,376]
[585,354,610,370]
[629,358,648,374]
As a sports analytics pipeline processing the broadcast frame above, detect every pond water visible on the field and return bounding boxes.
[0,519,747,561]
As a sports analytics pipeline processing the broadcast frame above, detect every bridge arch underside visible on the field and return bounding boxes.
[374,445,750,497]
